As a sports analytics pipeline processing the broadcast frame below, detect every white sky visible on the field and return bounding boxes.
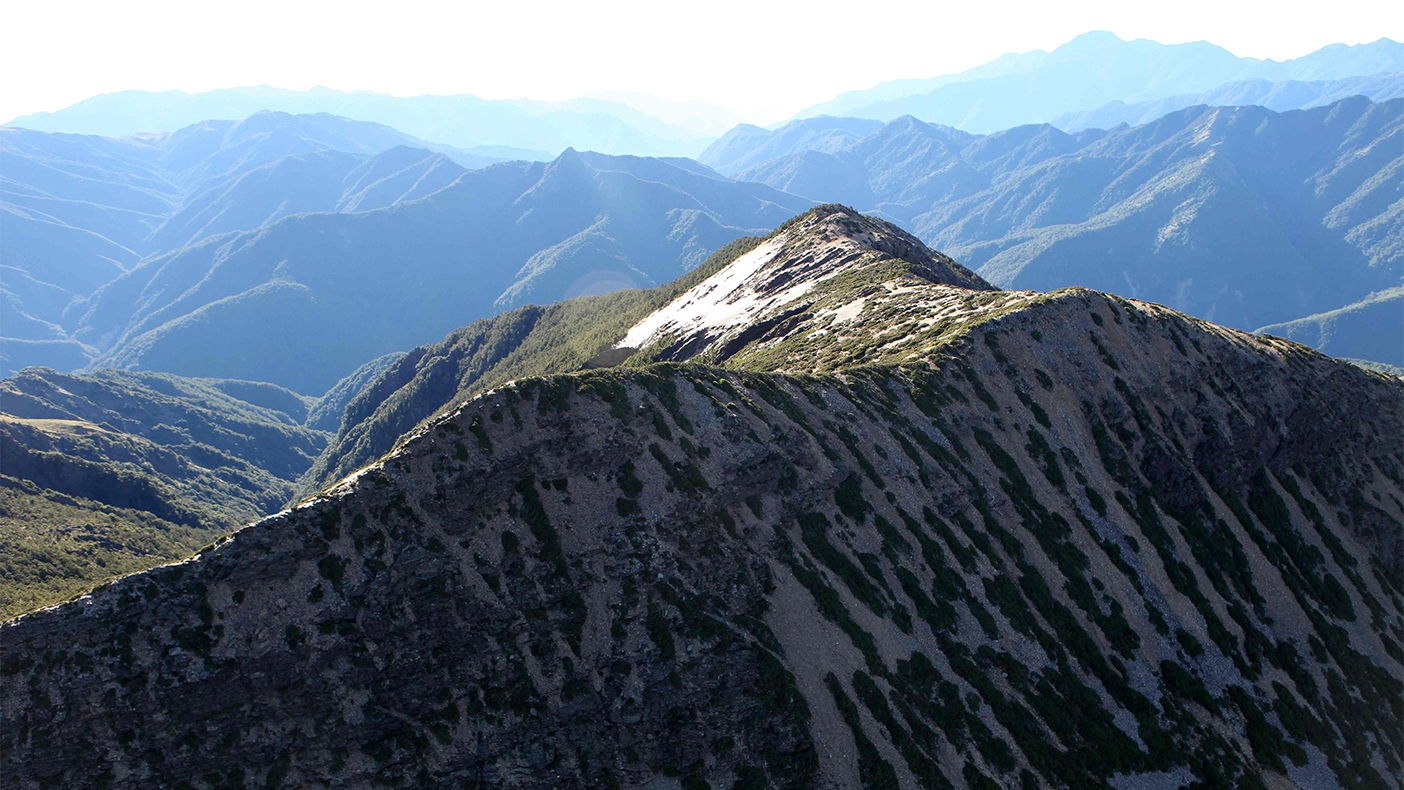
[4,0,1402,124]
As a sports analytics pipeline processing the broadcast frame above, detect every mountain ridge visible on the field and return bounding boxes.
[0,111,528,376]
[67,150,813,394]
[2,207,1399,789]
[715,98,1402,349]
[6,87,716,159]
[296,207,990,495]
[1256,287,1404,367]
[794,32,1404,131]
[1053,71,1404,131]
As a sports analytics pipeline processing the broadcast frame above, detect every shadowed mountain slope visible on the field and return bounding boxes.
[1257,287,1404,368]
[4,208,1393,788]
[724,98,1402,347]
[70,150,813,394]
[0,112,512,375]
[305,352,409,434]
[0,368,332,619]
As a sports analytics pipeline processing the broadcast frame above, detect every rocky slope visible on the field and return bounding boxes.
[2,207,1400,789]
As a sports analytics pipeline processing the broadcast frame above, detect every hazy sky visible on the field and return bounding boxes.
[5,0,1402,124]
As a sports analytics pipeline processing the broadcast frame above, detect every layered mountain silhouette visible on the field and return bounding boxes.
[8,93,1400,386]
[1257,287,1404,368]
[1054,71,1404,131]
[699,117,885,177]
[2,207,1398,790]
[708,98,1403,338]
[64,149,811,393]
[795,31,1404,132]
[145,145,468,252]
[2,110,513,261]
[0,111,525,374]
[6,86,716,158]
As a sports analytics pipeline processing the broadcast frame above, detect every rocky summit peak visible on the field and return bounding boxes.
[617,204,993,365]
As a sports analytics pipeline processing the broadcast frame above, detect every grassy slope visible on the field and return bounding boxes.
[299,234,768,495]
[0,474,215,620]
[0,368,331,619]
[301,205,995,496]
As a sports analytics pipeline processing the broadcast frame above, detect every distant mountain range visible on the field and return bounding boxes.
[1,112,521,374]
[1,110,516,284]
[698,117,885,179]
[794,32,1404,132]
[5,95,1400,389]
[581,91,745,137]
[1257,287,1404,368]
[52,147,809,393]
[1054,72,1404,131]
[11,33,1402,157]
[704,97,1402,336]
[6,86,717,158]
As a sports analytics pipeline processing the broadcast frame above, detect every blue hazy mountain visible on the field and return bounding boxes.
[63,149,812,393]
[7,86,716,158]
[0,112,526,373]
[795,32,1404,132]
[699,117,885,176]
[2,110,514,267]
[723,98,1401,349]
[1256,287,1404,368]
[1055,72,1404,131]
[146,145,468,251]
[582,91,745,137]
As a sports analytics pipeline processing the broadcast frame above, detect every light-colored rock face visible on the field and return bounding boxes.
[619,207,995,366]
[2,207,1401,790]
[619,237,792,350]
